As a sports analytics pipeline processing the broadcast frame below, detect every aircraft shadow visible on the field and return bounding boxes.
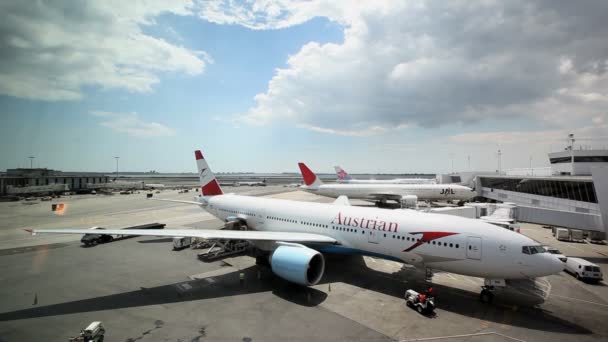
[318,254,592,335]
[0,254,591,335]
[0,266,324,322]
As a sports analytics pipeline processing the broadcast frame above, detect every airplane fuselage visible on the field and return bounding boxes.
[338,178,436,185]
[204,194,561,279]
[301,183,476,202]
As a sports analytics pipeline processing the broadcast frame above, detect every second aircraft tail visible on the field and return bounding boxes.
[298,162,323,188]
[334,166,352,181]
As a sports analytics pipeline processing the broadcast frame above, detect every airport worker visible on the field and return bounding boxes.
[418,293,426,303]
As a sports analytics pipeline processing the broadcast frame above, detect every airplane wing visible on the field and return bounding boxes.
[29,228,338,244]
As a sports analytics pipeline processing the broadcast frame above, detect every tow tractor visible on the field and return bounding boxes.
[404,289,435,315]
[69,321,105,341]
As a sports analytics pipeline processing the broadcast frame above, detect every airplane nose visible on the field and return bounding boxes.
[544,254,564,275]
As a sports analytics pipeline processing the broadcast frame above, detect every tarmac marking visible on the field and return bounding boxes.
[399,331,527,342]
[550,293,608,308]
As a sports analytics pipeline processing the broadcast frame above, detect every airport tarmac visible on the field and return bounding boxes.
[0,187,607,341]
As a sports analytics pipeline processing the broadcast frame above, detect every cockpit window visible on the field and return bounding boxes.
[522,246,545,255]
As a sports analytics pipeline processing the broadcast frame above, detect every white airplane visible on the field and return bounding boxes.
[301,163,476,207]
[335,166,435,184]
[29,149,563,302]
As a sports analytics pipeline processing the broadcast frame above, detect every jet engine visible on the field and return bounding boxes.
[400,195,418,208]
[270,245,325,286]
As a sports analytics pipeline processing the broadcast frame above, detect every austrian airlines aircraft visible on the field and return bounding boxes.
[301,163,475,207]
[30,150,562,302]
[335,166,435,184]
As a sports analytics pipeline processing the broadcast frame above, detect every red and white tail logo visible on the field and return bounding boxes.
[195,150,223,196]
[334,166,352,180]
[298,162,322,188]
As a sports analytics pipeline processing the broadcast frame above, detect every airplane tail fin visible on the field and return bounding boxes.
[334,166,352,181]
[298,163,323,188]
[195,150,223,196]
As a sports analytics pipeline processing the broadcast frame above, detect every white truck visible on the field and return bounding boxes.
[70,321,105,342]
[565,257,603,283]
[555,228,570,241]
[569,229,584,242]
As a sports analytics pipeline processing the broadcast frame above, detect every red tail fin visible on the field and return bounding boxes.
[195,150,223,196]
[298,162,320,186]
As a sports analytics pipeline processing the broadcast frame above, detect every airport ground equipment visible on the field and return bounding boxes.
[570,229,585,242]
[69,321,105,342]
[588,231,606,244]
[556,228,570,241]
[543,246,567,263]
[404,289,435,315]
[196,239,252,262]
[565,257,603,282]
[80,223,166,246]
[173,236,192,250]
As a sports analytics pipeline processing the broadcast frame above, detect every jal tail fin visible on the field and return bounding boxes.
[334,166,352,181]
[195,150,223,196]
[298,162,323,188]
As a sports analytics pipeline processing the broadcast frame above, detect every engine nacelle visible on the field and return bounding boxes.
[270,245,325,286]
[400,195,418,208]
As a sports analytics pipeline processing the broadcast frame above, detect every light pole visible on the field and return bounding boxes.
[114,157,120,178]
[28,156,35,169]
[497,149,502,174]
[568,133,575,176]
[529,155,533,176]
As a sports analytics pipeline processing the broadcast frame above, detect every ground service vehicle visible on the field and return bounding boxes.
[543,246,567,263]
[81,228,113,246]
[69,321,105,342]
[173,236,192,250]
[565,257,603,282]
[404,289,435,314]
[556,228,570,241]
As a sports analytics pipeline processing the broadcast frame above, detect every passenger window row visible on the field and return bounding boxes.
[389,234,460,248]
[267,216,297,224]
[300,221,328,228]
[220,208,255,216]
[332,226,358,234]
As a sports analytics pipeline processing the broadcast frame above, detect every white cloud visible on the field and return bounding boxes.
[200,1,608,137]
[0,1,207,101]
[92,111,176,137]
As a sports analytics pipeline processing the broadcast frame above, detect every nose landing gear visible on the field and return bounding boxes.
[480,286,494,303]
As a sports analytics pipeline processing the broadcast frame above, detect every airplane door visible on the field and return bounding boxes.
[466,237,482,260]
[367,230,379,244]
[256,210,265,229]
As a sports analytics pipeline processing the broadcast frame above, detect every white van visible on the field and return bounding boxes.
[565,257,603,282]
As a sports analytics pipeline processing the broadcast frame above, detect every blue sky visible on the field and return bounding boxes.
[1,1,607,174]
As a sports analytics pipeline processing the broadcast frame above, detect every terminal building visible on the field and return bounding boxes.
[446,145,608,236]
[0,168,109,196]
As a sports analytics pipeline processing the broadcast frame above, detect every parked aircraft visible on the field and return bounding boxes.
[29,149,562,302]
[302,163,475,207]
[335,166,435,184]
